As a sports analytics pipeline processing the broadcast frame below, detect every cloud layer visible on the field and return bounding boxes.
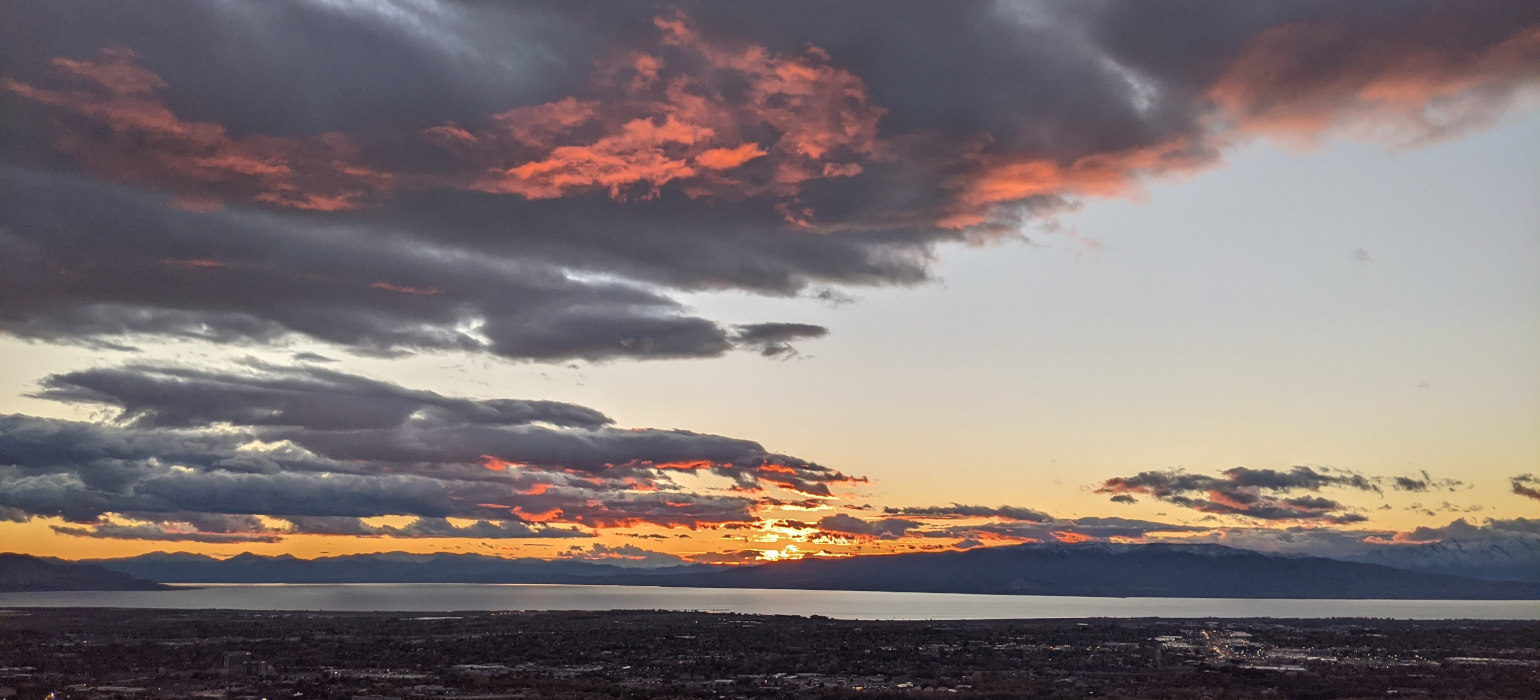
[1,1,1535,560]
[0,364,861,541]
[2,0,1535,359]
[1095,466,1467,524]
[2,362,1519,563]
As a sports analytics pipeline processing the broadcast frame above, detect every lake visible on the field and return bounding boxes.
[2,584,1537,619]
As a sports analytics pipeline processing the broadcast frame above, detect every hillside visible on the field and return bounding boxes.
[76,543,1540,599]
[631,543,1540,599]
[0,553,171,592]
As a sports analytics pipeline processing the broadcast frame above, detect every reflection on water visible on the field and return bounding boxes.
[1,584,1535,620]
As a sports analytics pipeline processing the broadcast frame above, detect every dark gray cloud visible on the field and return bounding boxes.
[50,523,282,544]
[51,513,583,543]
[0,0,592,137]
[816,513,921,539]
[1067,516,1207,536]
[686,548,770,565]
[284,516,586,540]
[1,363,863,539]
[1397,517,1540,541]
[1,1,1533,359]
[1513,474,1540,501]
[1392,471,1466,493]
[559,542,691,568]
[882,504,1053,522]
[0,170,774,362]
[918,516,1208,544]
[866,508,1530,558]
[827,504,1206,544]
[1092,466,1423,524]
[731,323,829,358]
[50,513,284,543]
[34,362,613,430]
[1170,518,1540,577]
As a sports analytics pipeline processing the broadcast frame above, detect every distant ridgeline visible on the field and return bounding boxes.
[627,543,1540,600]
[0,553,170,592]
[50,543,1540,600]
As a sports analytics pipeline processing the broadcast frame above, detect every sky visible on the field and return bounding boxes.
[1,0,1536,567]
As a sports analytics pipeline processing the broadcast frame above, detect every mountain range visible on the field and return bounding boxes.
[72,551,712,584]
[32,543,1538,599]
[1332,537,1540,582]
[0,553,169,592]
[622,543,1540,599]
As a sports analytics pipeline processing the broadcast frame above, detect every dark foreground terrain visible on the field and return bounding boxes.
[0,609,1535,699]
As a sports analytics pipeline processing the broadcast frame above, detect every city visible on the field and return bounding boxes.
[1,609,1536,699]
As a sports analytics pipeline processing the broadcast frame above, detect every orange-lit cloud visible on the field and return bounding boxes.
[939,137,1217,229]
[3,2,1538,566]
[0,364,869,542]
[696,143,768,170]
[686,548,771,565]
[7,51,391,212]
[1094,466,1405,524]
[3,48,393,211]
[8,7,1535,239]
[450,11,883,212]
[1208,21,1540,144]
[7,14,887,225]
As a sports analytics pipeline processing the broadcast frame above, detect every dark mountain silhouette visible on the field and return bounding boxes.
[80,551,714,584]
[75,543,1540,599]
[625,543,1540,599]
[1332,537,1540,582]
[0,553,170,591]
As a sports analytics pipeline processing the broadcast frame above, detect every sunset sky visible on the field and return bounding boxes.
[1,0,1536,567]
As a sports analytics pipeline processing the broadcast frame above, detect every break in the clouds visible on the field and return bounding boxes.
[2,0,1536,359]
[0,363,862,542]
[1094,466,1467,525]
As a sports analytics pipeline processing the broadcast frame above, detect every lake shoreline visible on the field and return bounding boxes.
[2,583,1536,620]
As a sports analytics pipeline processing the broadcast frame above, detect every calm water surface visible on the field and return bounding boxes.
[2,584,1536,620]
